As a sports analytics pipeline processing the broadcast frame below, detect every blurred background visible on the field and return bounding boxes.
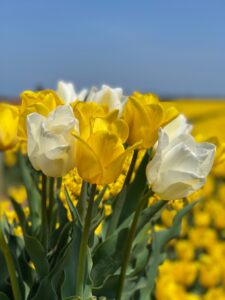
[1,0,225,101]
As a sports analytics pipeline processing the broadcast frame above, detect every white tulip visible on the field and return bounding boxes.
[56,81,88,104]
[86,85,127,115]
[146,122,216,200]
[154,114,192,150]
[27,105,77,177]
[163,114,193,140]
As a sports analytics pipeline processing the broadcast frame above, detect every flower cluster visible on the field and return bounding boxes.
[0,82,216,199]
[0,82,219,300]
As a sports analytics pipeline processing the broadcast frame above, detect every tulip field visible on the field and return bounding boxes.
[0,82,225,299]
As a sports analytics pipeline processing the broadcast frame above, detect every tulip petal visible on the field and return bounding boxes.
[73,133,103,184]
[45,105,76,132]
[87,131,124,168]
[103,143,140,184]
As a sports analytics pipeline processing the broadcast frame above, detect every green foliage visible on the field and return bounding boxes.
[0,153,199,299]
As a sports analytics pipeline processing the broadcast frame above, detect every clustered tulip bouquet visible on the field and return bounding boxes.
[0,82,216,300]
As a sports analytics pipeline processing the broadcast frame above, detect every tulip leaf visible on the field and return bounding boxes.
[23,234,49,279]
[48,223,72,268]
[29,277,57,300]
[106,186,128,236]
[146,200,199,296]
[63,297,81,300]
[136,200,167,234]
[62,223,82,297]
[0,292,11,300]
[92,185,108,216]
[91,228,129,288]
[119,151,149,223]
[0,251,9,289]
[18,153,41,232]
[64,187,82,229]
[10,197,26,235]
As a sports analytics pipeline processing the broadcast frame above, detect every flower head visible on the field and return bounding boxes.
[146,116,216,200]
[86,85,127,115]
[0,103,19,151]
[73,102,137,184]
[27,105,77,177]
[123,92,178,149]
[19,90,63,140]
[56,81,88,104]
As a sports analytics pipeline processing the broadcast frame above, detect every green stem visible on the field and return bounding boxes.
[0,227,22,300]
[48,177,55,231]
[116,194,148,300]
[77,180,88,224]
[123,149,138,187]
[76,184,96,297]
[106,150,139,237]
[41,174,48,250]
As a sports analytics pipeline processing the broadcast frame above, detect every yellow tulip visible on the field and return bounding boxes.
[18,90,63,139]
[73,102,137,185]
[0,103,19,151]
[123,92,178,149]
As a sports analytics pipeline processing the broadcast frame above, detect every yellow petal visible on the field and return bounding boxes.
[124,98,163,148]
[73,133,103,184]
[18,90,64,140]
[74,102,105,140]
[102,142,140,184]
[0,103,19,151]
[87,131,124,169]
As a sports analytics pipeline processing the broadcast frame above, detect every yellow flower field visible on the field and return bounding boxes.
[0,85,224,299]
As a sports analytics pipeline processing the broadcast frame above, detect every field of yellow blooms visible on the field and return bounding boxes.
[0,82,225,300]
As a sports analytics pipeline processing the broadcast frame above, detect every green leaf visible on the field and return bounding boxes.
[0,292,11,300]
[30,277,57,300]
[62,223,82,298]
[18,153,41,232]
[24,234,49,279]
[146,200,199,296]
[119,151,149,223]
[91,228,129,288]
[136,200,167,234]
[106,186,128,236]
[64,187,82,229]
[92,185,108,216]
[49,222,72,268]
[63,297,81,300]
[10,198,26,235]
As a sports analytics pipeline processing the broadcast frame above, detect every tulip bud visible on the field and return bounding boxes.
[27,105,77,177]
[0,103,19,151]
[86,85,127,115]
[56,81,88,104]
[146,116,216,200]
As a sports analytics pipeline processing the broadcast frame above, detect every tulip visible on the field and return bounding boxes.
[73,102,137,184]
[146,118,216,200]
[19,90,63,140]
[123,92,178,149]
[86,85,127,115]
[56,81,88,104]
[0,103,19,151]
[162,114,193,141]
[27,105,77,177]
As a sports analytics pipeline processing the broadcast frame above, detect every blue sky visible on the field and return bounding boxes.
[1,0,225,98]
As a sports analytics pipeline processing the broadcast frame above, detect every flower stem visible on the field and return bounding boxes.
[116,194,148,300]
[76,184,97,297]
[77,180,88,224]
[106,150,139,237]
[48,177,55,232]
[123,149,138,187]
[41,174,48,250]
[0,227,22,300]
